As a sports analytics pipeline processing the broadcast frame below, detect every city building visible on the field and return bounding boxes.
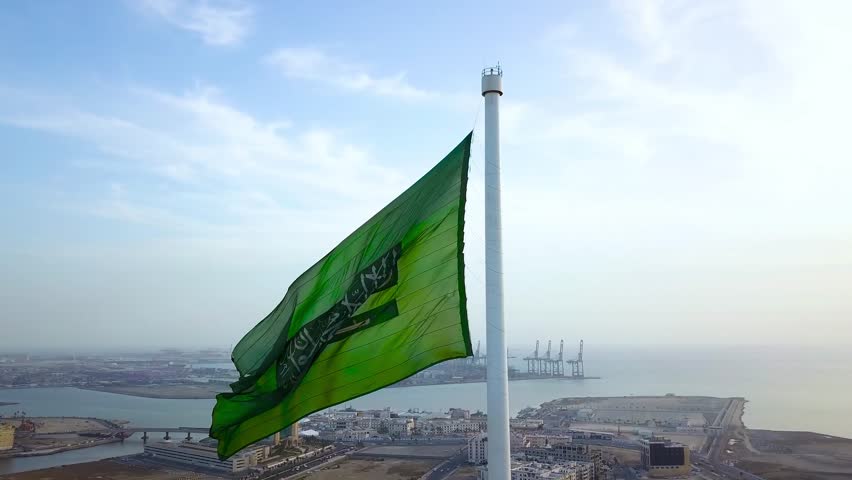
[567,430,614,441]
[522,443,603,480]
[470,412,488,429]
[450,408,471,419]
[385,417,415,436]
[470,432,534,464]
[328,428,376,442]
[0,424,15,451]
[420,418,486,435]
[263,445,335,470]
[144,439,269,473]
[469,433,487,464]
[524,435,572,447]
[640,438,690,477]
[479,460,594,480]
[274,423,301,447]
[511,419,545,430]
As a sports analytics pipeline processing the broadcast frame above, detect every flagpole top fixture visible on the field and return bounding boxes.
[482,64,503,96]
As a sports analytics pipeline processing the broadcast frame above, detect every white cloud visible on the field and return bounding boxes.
[264,47,435,100]
[0,84,411,251]
[138,0,252,46]
[5,1,852,347]
[508,0,852,233]
[4,86,402,195]
[0,81,433,349]
[486,0,852,345]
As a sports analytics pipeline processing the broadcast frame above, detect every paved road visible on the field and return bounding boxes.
[696,458,763,480]
[422,450,468,480]
[254,446,352,480]
[361,438,468,446]
[700,398,764,480]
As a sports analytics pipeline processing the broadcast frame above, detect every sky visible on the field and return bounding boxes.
[1,0,851,351]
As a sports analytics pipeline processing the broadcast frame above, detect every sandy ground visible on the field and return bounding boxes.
[28,417,110,434]
[296,457,438,480]
[0,459,223,480]
[542,396,728,424]
[0,417,120,457]
[730,430,852,480]
[1,417,111,434]
[358,444,461,458]
[83,385,221,399]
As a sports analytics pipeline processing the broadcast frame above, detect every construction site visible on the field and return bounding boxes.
[393,340,598,387]
[0,414,127,459]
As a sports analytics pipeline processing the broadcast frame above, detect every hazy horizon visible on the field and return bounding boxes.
[2,342,849,358]
[3,0,852,350]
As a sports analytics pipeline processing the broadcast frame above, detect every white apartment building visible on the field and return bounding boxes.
[468,433,487,464]
[422,419,485,435]
[144,440,268,473]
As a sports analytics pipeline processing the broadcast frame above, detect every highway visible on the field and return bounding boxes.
[422,450,468,480]
[252,445,352,480]
[699,398,765,480]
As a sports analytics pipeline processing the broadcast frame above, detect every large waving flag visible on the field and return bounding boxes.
[210,133,473,458]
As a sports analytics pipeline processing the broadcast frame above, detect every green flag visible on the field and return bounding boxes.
[210,133,473,458]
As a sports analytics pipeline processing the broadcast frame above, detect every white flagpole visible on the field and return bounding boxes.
[482,65,510,480]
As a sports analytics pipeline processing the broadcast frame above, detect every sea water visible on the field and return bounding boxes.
[1,345,849,474]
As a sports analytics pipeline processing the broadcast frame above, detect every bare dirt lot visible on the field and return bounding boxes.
[0,417,123,458]
[732,430,852,480]
[40,417,109,434]
[538,396,728,428]
[299,457,438,480]
[357,444,461,458]
[0,459,223,480]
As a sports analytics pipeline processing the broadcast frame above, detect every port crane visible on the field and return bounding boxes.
[523,340,540,374]
[543,340,552,375]
[566,340,584,378]
[556,340,565,376]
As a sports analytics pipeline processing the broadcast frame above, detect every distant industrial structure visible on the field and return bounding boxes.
[567,340,584,378]
[524,340,585,378]
[396,339,594,387]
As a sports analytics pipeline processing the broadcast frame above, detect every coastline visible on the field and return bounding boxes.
[0,437,122,460]
[74,375,604,400]
[391,375,602,388]
[1,389,850,479]
[77,384,222,400]
[0,417,127,460]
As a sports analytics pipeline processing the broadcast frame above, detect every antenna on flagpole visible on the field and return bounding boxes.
[482,64,509,480]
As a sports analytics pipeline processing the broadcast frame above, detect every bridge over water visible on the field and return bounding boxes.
[114,426,209,442]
